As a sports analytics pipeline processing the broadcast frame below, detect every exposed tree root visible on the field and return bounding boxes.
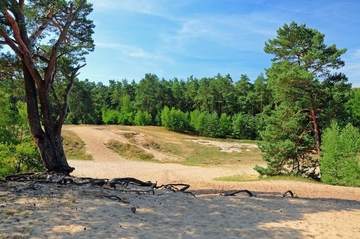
[2,172,296,199]
[221,189,256,197]
[3,172,194,198]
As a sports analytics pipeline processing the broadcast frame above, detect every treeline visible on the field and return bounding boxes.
[65,72,359,139]
[66,73,271,139]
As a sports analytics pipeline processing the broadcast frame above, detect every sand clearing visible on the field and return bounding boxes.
[1,125,360,238]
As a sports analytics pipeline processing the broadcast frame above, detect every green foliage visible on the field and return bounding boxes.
[189,109,201,131]
[0,87,43,177]
[66,79,102,124]
[135,74,163,124]
[161,106,189,132]
[217,113,232,138]
[102,109,121,125]
[0,144,15,176]
[232,113,257,140]
[255,105,317,177]
[118,94,134,125]
[13,142,43,173]
[134,110,152,126]
[201,112,219,137]
[345,87,360,127]
[320,122,360,187]
[256,21,348,178]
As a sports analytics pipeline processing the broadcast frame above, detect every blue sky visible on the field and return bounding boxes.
[82,0,360,86]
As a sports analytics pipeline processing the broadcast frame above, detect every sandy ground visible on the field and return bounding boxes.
[1,125,360,239]
[65,125,360,200]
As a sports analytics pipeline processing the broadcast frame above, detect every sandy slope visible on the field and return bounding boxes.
[65,125,360,201]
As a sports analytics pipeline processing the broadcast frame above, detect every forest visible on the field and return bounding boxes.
[1,0,360,187]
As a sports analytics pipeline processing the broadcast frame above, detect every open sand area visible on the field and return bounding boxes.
[1,125,360,238]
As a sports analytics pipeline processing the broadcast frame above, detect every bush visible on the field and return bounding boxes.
[320,122,360,187]
[217,113,232,138]
[232,113,257,139]
[102,109,120,124]
[0,95,43,177]
[202,112,219,137]
[134,110,152,126]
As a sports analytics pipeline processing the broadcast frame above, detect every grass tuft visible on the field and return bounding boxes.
[62,130,93,160]
[104,139,156,162]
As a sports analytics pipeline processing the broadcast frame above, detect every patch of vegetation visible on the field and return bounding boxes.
[258,175,322,184]
[215,174,322,183]
[62,130,92,160]
[214,174,258,182]
[111,126,263,167]
[122,132,138,140]
[104,139,155,162]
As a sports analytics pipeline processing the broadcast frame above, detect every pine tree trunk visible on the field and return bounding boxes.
[23,64,74,175]
[310,108,321,155]
[33,132,74,174]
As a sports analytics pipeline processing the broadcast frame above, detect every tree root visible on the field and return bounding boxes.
[3,173,194,197]
[282,190,295,197]
[3,173,296,199]
[221,190,255,197]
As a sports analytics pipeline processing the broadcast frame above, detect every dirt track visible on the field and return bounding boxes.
[65,125,360,200]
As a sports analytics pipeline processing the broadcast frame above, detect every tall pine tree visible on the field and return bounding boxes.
[255,22,348,178]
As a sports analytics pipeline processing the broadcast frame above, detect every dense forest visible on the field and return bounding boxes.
[1,7,360,187]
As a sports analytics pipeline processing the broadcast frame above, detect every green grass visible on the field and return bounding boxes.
[214,174,259,182]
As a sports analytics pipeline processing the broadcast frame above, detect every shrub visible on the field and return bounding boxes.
[320,122,360,187]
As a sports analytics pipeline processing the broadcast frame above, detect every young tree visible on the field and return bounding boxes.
[217,113,232,138]
[321,122,360,186]
[0,1,95,174]
[256,22,347,177]
[345,87,360,127]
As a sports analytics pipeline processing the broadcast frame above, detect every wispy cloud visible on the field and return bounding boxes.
[83,0,359,85]
[96,42,172,63]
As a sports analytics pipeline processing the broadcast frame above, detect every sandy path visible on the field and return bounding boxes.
[65,125,257,187]
[65,125,360,201]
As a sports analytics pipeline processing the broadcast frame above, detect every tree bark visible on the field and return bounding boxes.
[33,132,74,174]
[310,107,321,155]
[23,64,74,175]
